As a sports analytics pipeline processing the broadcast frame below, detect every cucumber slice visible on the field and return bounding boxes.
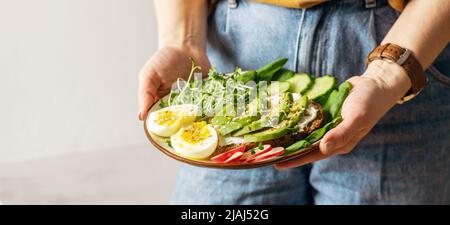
[305,75,337,101]
[272,69,295,81]
[286,73,313,94]
[268,81,291,95]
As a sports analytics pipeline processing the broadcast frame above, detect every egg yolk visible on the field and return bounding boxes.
[181,121,211,144]
[155,110,178,125]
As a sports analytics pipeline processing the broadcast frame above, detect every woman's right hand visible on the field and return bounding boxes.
[138,46,210,120]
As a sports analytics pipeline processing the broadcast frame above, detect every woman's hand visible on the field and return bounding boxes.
[138,46,210,120]
[275,60,412,170]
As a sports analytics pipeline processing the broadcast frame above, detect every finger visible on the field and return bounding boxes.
[332,129,368,155]
[275,150,329,170]
[319,120,358,155]
[138,67,161,120]
[332,135,361,155]
[319,109,366,155]
[346,75,361,85]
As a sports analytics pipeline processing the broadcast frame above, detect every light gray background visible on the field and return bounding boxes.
[0,0,180,204]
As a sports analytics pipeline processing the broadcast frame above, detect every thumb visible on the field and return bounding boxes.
[138,68,160,121]
[319,114,362,155]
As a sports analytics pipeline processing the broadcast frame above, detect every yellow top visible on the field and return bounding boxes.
[253,0,407,11]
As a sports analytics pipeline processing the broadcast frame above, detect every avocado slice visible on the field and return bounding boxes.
[211,116,231,126]
[210,106,233,126]
[219,116,259,135]
[232,92,293,136]
[217,97,262,135]
[268,81,291,95]
[243,95,309,143]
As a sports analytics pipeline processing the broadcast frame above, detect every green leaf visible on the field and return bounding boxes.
[322,81,352,123]
[305,116,342,143]
[285,140,311,154]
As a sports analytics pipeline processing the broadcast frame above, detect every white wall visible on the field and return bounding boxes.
[0,0,157,163]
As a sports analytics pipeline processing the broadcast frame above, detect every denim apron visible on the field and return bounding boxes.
[171,0,450,204]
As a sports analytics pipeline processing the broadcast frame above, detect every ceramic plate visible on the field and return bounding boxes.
[143,95,320,169]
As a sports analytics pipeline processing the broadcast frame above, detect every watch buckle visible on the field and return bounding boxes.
[396,48,411,65]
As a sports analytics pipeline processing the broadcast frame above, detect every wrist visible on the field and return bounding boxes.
[156,42,210,77]
[159,34,206,54]
[363,60,412,102]
[158,36,208,66]
[155,0,208,54]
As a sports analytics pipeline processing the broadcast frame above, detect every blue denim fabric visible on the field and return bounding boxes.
[171,0,450,204]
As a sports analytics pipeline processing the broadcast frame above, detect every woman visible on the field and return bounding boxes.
[138,0,450,204]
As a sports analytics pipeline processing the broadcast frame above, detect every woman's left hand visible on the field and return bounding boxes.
[275,60,412,170]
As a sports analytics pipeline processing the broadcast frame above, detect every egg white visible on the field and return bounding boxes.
[146,104,199,137]
[171,124,218,159]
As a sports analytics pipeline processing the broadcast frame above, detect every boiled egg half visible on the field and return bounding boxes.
[146,104,199,137]
[171,121,218,159]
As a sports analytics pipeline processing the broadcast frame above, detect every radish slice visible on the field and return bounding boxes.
[240,145,272,162]
[211,146,246,163]
[253,147,285,162]
[224,152,244,163]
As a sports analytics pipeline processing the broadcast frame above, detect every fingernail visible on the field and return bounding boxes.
[323,141,335,154]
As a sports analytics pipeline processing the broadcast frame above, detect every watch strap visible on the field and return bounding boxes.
[366,43,427,102]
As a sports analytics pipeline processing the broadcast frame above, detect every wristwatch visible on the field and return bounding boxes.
[366,43,428,104]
